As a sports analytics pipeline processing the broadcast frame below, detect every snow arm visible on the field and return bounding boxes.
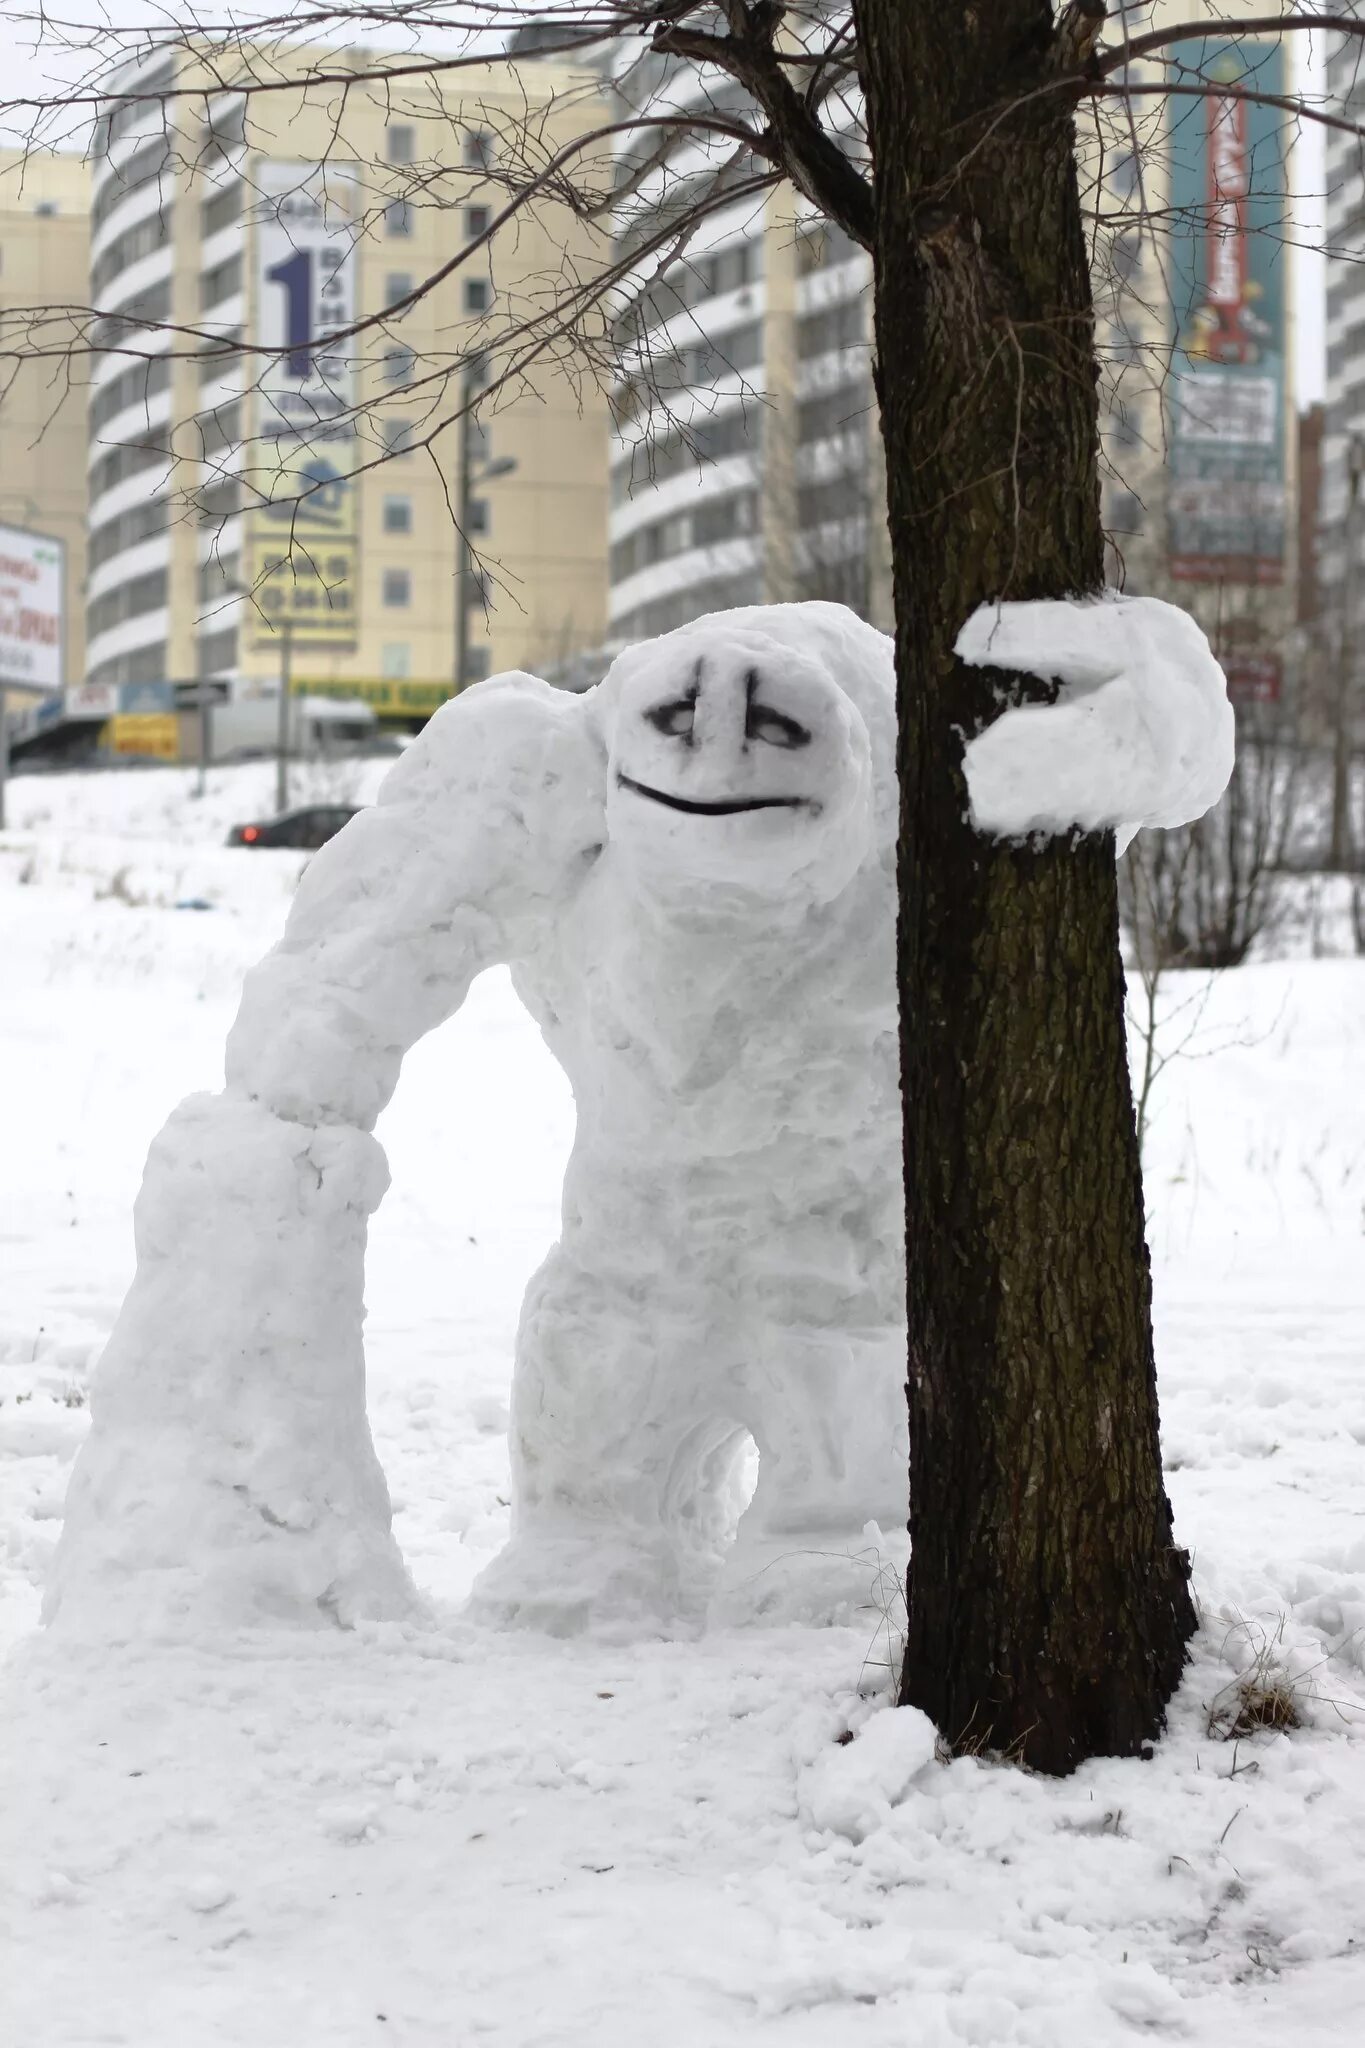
[226,674,605,1131]
[956,594,1235,853]
[45,676,605,1636]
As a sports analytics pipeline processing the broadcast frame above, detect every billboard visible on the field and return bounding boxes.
[301,675,456,718]
[1166,38,1289,585]
[246,161,360,650]
[109,714,179,759]
[0,523,65,695]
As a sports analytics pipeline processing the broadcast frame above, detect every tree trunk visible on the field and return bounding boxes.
[855,0,1196,1774]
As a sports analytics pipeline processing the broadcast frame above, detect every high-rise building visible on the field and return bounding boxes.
[607,49,890,646]
[0,148,90,714]
[1321,9,1365,647]
[1090,3,1299,704]
[84,41,609,730]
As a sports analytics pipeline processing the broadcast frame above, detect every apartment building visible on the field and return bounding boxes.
[0,148,90,719]
[607,47,891,647]
[85,40,609,727]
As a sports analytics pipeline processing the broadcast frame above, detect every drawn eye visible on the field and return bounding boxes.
[647,696,696,739]
[747,704,811,749]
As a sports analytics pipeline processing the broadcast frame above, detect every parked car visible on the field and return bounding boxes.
[226,804,360,850]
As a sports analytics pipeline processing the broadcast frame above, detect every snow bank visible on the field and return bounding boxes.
[4,821,1365,2045]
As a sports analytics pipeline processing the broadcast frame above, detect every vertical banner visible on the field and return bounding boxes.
[1166,38,1288,584]
[246,161,360,648]
[0,524,65,694]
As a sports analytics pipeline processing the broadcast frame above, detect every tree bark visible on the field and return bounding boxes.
[855,0,1196,1774]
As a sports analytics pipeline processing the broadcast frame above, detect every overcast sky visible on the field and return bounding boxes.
[0,1,1331,404]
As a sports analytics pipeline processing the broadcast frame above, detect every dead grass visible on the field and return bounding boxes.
[1207,1616,1304,1742]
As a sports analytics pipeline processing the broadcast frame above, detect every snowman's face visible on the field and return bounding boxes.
[603,630,873,904]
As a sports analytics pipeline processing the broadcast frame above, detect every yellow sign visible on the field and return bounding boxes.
[246,447,358,650]
[300,677,458,717]
[108,713,180,760]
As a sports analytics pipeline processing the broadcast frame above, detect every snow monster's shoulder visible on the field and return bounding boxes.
[376,669,605,834]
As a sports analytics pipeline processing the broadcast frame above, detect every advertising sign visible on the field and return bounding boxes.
[301,676,455,718]
[1223,653,1282,706]
[246,451,358,648]
[0,523,65,694]
[109,713,180,759]
[118,680,176,715]
[65,679,120,721]
[1166,39,1288,585]
[246,161,360,650]
[254,158,358,439]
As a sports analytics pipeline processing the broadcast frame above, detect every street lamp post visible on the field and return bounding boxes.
[275,618,294,815]
[1331,436,1365,873]
[454,379,517,693]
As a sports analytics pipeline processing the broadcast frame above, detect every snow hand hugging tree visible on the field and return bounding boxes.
[47,597,1232,1638]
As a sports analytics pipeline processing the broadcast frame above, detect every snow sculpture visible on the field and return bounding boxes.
[47,596,1233,1638]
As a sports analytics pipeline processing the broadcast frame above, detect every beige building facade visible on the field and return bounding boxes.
[0,148,90,723]
[86,42,609,729]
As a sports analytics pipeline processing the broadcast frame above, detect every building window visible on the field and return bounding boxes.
[1105,488,1143,536]
[465,204,491,239]
[201,253,243,310]
[382,345,416,386]
[466,496,489,536]
[384,272,412,308]
[383,567,412,607]
[464,130,494,170]
[464,277,491,315]
[385,124,416,164]
[383,494,412,534]
[203,96,246,163]
[196,625,238,676]
[382,641,410,679]
[466,646,491,681]
[385,198,413,238]
[198,329,242,383]
[198,551,241,600]
[92,208,173,295]
[381,418,413,455]
[201,180,243,237]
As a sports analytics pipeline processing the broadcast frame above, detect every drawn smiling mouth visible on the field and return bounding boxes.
[616,773,809,816]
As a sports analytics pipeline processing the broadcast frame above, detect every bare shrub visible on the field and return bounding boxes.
[1122,705,1301,974]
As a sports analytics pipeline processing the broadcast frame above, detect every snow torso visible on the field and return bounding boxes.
[512,841,902,1328]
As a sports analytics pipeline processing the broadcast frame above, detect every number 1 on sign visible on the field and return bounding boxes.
[267,248,313,379]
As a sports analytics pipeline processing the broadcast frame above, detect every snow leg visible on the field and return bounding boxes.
[711,1325,908,1628]
[45,1093,417,1636]
[468,1250,749,1635]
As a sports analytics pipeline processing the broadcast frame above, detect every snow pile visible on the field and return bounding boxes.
[960,593,1235,850]
[42,597,1239,1641]
[798,1701,937,1842]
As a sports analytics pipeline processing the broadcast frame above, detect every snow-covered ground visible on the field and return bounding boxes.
[2,762,1363,2047]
